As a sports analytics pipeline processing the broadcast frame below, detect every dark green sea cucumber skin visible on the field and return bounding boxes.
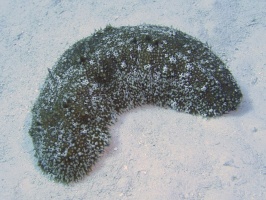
[29,25,242,183]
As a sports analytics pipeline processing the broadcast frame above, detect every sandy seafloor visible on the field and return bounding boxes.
[0,0,266,199]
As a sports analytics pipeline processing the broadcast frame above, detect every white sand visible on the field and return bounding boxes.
[1,0,265,199]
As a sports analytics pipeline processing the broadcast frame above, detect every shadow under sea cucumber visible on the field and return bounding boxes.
[29,24,242,183]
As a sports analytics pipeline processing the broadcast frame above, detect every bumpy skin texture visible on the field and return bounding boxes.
[29,25,242,183]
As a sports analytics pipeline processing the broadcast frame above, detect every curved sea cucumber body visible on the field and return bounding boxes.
[29,25,242,183]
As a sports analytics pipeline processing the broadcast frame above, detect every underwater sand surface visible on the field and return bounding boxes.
[0,0,265,199]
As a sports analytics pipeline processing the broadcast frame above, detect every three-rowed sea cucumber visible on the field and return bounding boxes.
[29,25,242,183]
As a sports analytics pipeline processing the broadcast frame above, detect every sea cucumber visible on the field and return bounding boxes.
[29,24,242,183]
